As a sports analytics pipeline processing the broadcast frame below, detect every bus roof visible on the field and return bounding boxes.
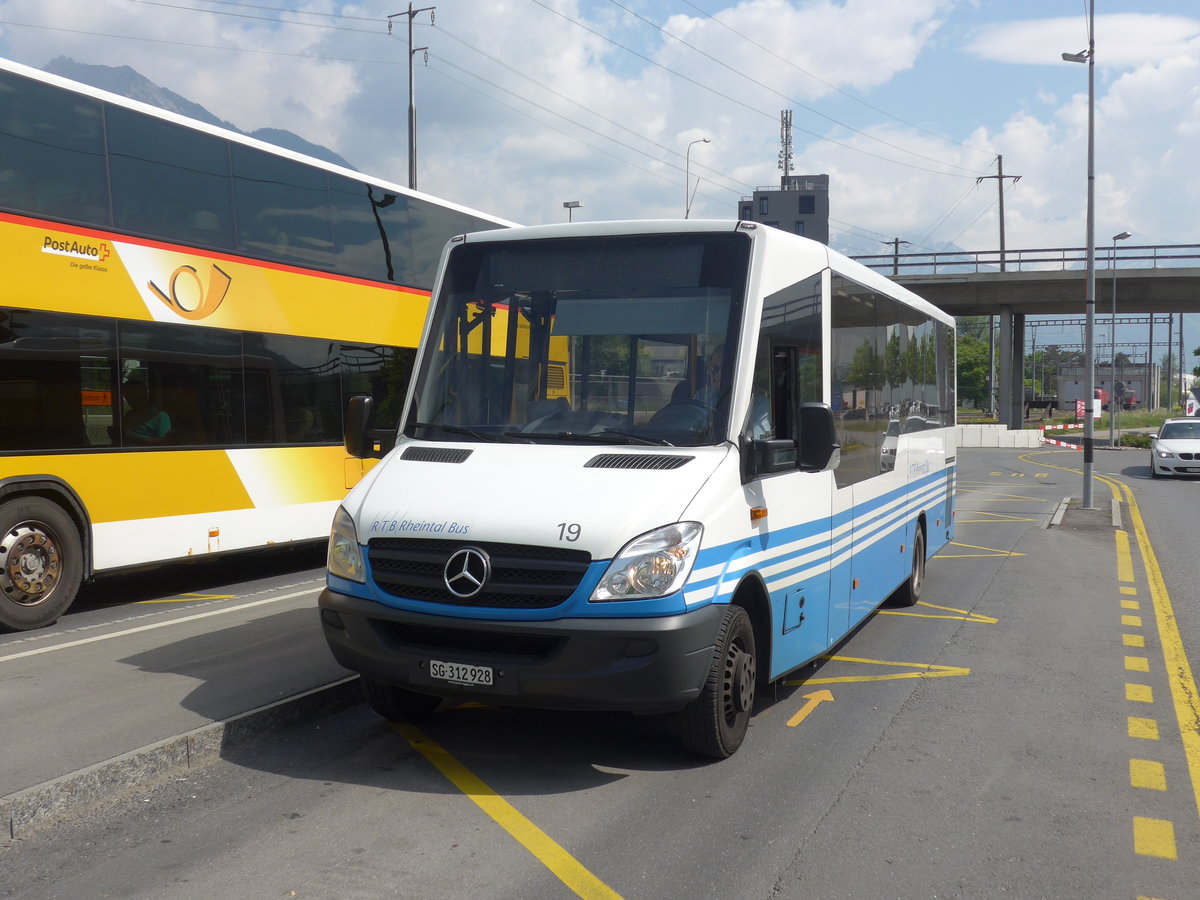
[0,56,517,231]
[453,219,954,327]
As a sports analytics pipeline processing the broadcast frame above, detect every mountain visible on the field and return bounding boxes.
[41,57,356,171]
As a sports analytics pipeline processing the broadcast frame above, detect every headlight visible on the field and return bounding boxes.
[1155,448,1174,459]
[591,522,703,602]
[327,506,366,583]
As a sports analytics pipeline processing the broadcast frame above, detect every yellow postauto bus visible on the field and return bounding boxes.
[0,58,512,630]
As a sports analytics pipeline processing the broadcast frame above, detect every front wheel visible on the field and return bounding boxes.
[680,605,757,759]
[0,497,83,631]
[360,676,442,720]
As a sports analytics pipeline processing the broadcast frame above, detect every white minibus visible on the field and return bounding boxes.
[320,220,956,757]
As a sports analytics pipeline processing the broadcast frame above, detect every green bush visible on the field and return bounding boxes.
[1120,432,1152,449]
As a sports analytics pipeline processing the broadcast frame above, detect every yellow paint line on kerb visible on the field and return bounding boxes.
[1115,530,1135,583]
[391,722,623,900]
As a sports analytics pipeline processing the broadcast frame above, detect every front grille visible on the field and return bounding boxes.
[368,538,591,609]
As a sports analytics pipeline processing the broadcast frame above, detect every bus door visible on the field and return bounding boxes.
[743,282,835,676]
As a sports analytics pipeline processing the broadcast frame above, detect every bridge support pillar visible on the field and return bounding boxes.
[996,308,1025,429]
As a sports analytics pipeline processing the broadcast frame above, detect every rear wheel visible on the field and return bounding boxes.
[890,524,926,608]
[360,676,442,720]
[0,497,82,631]
[680,605,756,759]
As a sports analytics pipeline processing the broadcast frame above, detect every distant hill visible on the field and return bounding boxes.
[41,57,356,171]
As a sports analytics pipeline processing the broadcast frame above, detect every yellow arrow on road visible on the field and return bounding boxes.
[787,689,834,727]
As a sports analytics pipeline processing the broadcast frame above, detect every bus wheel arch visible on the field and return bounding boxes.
[889,515,927,608]
[0,490,87,631]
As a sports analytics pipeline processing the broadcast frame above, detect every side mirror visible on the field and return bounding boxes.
[799,402,840,471]
[344,395,373,458]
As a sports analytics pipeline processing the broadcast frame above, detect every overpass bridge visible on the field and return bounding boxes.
[851,244,1200,426]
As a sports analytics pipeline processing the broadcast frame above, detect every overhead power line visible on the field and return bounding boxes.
[678,0,995,160]
[603,0,987,177]
[526,0,983,180]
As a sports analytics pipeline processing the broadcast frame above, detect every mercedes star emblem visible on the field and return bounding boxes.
[443,547,491,598]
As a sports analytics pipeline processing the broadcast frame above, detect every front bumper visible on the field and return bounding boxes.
[319,588,725,714]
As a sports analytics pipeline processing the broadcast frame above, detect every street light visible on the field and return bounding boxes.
[1062,1,1096,507]
[1109,230,1132,447]
[684,137,710,219]
[562,200,582,223]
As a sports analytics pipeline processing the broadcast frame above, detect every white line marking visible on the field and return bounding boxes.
[0,589,319,663]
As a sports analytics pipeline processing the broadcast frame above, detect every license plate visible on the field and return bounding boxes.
[429,659,494,686]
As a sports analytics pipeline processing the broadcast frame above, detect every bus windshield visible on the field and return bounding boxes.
[409,232,750,447]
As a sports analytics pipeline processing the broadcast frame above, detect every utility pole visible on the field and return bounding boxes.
[977,155,1021,418]
[881,238,910,276]
[389,4,435,191]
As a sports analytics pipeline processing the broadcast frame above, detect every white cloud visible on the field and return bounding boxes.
[965,13,1200,68]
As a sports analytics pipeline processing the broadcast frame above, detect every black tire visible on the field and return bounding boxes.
[680,605,756,759]
[360,676,442,720]
[890,524,926,608]
[0,497,83,631]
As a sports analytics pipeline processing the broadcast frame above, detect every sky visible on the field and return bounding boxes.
[2,0,1199,364]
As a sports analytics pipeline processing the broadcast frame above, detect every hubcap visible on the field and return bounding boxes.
[1,525,61,606]
[723,642,756,717]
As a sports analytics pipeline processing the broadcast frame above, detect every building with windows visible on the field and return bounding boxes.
[737,174,829,244]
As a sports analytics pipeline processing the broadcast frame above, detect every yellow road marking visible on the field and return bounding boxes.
[953,510,1038,523]
[787,690,834,726]
[1125,656,1150,673]
[786,655,970,686]
[1126,683,1154,704]
[1120,586,1139,595]
[877,601,997,624]
[1115,530,1135,583]
[391,722,623,900]
[1122,615,1143,628]
[1121,599,1140,610]
[1128,717,1160,740]
[1132,817,1177,859]
[1020,451,1200,820]
[1124,634,1146,648]
[954,489,1048,502]
[1130,759,1167,791]
[935,541,1026,558]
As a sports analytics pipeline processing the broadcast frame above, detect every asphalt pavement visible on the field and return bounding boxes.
[0,445,1144,842]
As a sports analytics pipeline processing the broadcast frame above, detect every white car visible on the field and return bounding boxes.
[1150,417,1200,478]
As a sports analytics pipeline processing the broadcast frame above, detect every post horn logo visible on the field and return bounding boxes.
[147,264,231,321]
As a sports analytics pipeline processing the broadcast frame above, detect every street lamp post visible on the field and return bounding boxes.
[684,138,710,218]
[1109,230,1132,446]
[562,200,582,223]
[1063,1,1096,507]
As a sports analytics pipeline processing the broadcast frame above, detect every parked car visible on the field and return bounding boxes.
[879,418,901,472]
[1149,417,1200,478]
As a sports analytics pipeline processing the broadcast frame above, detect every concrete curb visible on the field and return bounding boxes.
[2,676,362,841]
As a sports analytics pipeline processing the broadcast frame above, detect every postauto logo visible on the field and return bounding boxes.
[147,263,231,321]
[41,234,111,263]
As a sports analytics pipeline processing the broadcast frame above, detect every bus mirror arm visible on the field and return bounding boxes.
[798,402,839,471]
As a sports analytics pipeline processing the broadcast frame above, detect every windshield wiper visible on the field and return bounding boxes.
[413,422,524,443]
[503,430,674,447]
[599,429,675,446]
